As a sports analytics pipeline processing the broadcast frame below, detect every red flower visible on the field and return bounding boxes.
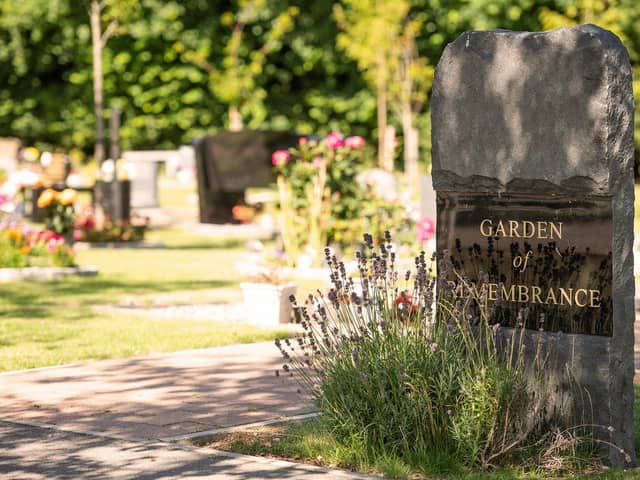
[395,291,418,313]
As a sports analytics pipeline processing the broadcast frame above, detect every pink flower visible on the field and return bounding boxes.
[345,136,365,150]
[73,230,83,241]
[312,156,325,169]
[47,238,59,253]
[325,132,344,149]
[417,216,435,243]
[271,150,290,167]
[40,230,55,242]
[298,137,307,146]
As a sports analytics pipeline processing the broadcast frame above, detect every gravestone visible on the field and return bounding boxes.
[432,25,635,466]
[193,131,297,223]
[122,152,164,208]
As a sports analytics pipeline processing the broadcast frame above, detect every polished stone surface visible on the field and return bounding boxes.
[437,191,613,336]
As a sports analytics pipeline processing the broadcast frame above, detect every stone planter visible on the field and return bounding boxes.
[240,282,297,327]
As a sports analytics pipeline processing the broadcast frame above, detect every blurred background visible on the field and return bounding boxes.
[0,0,637,168]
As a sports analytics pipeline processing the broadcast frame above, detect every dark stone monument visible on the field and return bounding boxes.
[193,130,298,223]
[94,180,131,221]
[432,25,635,466]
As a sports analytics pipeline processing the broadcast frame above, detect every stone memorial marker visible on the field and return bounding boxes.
[432,25,635,466]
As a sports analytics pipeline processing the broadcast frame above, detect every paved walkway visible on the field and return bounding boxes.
[0,342,375,479]
[0,422,373,479]
[0,342,311,441]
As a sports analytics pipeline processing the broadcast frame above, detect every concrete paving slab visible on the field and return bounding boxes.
[0,421,377,479]
[0,342,312,441]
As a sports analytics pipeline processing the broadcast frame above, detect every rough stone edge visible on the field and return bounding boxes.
[0,265,98,283]
[602,26,637,467]
[431,24,630,196]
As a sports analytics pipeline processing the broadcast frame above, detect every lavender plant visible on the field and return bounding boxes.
[276,232,555,470]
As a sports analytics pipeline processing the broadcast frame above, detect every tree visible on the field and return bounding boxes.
[88,0,138,164]
[334,0,409,171]
[186,0,298,131]
[388,16,433,180]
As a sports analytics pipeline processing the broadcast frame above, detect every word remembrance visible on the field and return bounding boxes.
[441,193,612,336]
[432,25,635,466]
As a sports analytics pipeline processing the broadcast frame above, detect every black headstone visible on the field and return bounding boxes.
[193,130,298,223]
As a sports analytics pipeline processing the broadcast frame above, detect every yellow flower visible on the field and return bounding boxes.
[23,147,40,162]
[37,188,57,208]
[57,188,76,206]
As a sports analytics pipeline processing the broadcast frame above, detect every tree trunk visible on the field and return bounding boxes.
[401,102,419,183]
[377,86,392,171]
[90,1,105,165]
[229,105,243,132]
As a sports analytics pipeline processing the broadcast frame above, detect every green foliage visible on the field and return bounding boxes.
[0,0,640,168]
[0,235,26,268]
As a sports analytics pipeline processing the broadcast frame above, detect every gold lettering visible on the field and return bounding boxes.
[508,220,521,237]
[501,285,516,302]
[549,222,563,240]
[559,288,573,306]
[518,285,529,303]
[537,221,548,239]
[480,219,492,237]
[545,288,558,305]
[531,286,542,304]
[494,220,506,237]
[523,221,535,238]
[589,290,601,308]
[575,289,588,307]
[488,283,497,301]
[470,283,483,299]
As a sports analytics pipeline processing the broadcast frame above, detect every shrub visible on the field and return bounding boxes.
[276,232,553,470]
[73,206,148,243]
[273,134,416,266]
[0,224,75,268]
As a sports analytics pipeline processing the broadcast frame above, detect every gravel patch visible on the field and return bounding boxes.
[95,302,247,322]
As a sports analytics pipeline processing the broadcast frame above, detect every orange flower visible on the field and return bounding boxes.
[37,189,57,208]
[5,228,22,243]
[57,188,76,206]
[20,245,31,255]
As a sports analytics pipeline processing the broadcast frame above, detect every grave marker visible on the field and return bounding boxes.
[432,25,635,466]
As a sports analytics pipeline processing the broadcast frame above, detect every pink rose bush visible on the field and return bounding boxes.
[271,150,290,167]
[326,132,345,149]
[345,135,365,150]
[273,131,418,266]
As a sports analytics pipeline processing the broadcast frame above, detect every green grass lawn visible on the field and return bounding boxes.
[0,233,290,372]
